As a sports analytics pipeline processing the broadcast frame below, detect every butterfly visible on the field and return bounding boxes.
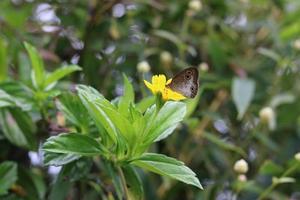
[166,67,199,98]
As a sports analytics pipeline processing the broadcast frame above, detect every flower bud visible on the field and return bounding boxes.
[295,152,300,161]
[238,174,247,182]
[137,61,150,73]
[199,62,209,72]
[259,107,274,123]
[293,39,300,50]
[188,0,202,12]
[160,51,172,67]
[259,107,275,131]
[234,159,249,174]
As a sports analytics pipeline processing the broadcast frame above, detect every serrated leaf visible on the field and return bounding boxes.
[42,133,108,156]
[232,77,255,120]
[56,92,90,133]
[143,101,186,145]
[77,85,118,145]
[43,152,81,166]
[131,153,202,189]
[77,85,134,149]
[0,161,18,195]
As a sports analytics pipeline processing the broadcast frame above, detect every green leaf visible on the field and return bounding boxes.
[257,48,281,62]
[203,132,247,157]
[153,30,187,52]
[259,160,284,176]
[232,77,255,120]
[0,36,8,82]
[143,101,186,144]
[0,161,18,195]
[42,133,108,156]
[272,177,295,184]
[0,108,37,150]
[43,152,81,166]
[30,171,46,199]
[130,104,146,138]
[136,96,155,113]
[118,74,134,117]
[56,92,90,133]
[49,165,73,200]
[77,85,118,145]
[24,42,45,89]
[44,65,81,90]
[102,161,123,200]
[131,153,202,189]
[0,89,31,110]
[77,85,134,149]
[123,165,144,200]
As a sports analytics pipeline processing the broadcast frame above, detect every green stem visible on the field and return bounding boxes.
[258,162,300,200]
[117,165,129,200]
[155,93,164,114]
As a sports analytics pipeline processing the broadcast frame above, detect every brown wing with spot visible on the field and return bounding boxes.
[166,67,199,98]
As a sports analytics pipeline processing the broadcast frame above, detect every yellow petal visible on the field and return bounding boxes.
[144,80,154,92]
[161,88,185,101]
[144,74,186,101]
[166,78,172,85]
[164,88,186,101]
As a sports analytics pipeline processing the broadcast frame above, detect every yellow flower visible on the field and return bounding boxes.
[144,75,186,101]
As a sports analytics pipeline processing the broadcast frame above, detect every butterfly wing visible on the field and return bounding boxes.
[167,67,199,98]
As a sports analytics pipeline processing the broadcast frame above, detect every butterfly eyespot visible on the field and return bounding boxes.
[185,75,191,80]
[186,70,192,75]
[191,86,194,91]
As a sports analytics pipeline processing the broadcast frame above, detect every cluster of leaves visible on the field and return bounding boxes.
[1,0,300,199]
[43,82,202,198]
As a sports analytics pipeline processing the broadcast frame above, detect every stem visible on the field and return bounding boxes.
[117,165,129,200]
[258,162,300,200]
[155,93,164,114]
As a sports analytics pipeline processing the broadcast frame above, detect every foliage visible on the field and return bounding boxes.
[1,0,300,199]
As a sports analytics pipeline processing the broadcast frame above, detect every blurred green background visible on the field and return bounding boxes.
[1,0,300,199]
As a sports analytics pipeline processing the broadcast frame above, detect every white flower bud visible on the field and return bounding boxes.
[199,62,209,72]
[137,61,150,73]
[160,51,172,66]
[188,0,202,12]
[234,159,249,174]
[259,107,274,123]
[238,174,247,182]
[293,39,300,50]
[259,107,276,131]
[295,152,300,161]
